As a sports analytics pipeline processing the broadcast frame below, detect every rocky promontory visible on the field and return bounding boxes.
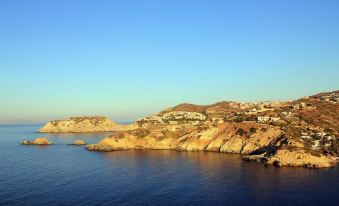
[87,91,338,168]
[39,116,137,133]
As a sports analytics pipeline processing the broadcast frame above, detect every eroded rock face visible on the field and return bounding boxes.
[243,148,335,168]
[21,137,53,145]
[86,121,336,168]
[39,116,138,133]
[242,136,335,168]
[270,149,335,168]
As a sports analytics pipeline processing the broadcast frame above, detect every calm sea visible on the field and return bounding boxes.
[0,124,338,206]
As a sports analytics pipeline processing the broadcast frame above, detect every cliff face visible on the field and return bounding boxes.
[87,122,335,168]
[87,90,338,168]
[39,116,137,133]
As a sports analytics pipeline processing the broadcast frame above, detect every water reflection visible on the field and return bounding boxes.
[43,132,118,139]
[22,131,117,145]
[100,150,339,205]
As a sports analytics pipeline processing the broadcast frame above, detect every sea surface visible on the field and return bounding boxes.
[0,124,338,206]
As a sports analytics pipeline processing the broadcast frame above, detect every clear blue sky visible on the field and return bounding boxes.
[0,0,338,123]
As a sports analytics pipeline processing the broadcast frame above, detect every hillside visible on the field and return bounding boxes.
[87,90,339,168]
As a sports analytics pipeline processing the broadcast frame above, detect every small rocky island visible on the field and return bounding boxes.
[42,91,339,168]
[21,137,53,145]
[71,140,87,145]
[39,116,137,133]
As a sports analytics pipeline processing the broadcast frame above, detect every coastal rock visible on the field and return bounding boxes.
[185,127,219,151]
[241,128,282,154]
[220,135,245,153]
[21,137,53,145]
[243,148,335,168]
[270,149,335,168]
[87,122,281,154]
[71,140,87,145]
[39,116,138,133]
[87,120,336,168]
[242,136,335,168]
[87,144,122,152]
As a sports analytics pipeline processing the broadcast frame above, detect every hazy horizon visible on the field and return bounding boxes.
[1,89,337,125]
[1,0,339,124]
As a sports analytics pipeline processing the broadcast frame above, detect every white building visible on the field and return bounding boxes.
[293,105,300,110]
[257,116,270,122]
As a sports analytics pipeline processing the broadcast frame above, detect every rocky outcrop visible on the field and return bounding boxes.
[39,116,138,133]
[269,149,335,168]
[243,148,335,168]
[242,138,335,168]
[87,122,336,168]
[71,140,87,145]
[21,137,53,145]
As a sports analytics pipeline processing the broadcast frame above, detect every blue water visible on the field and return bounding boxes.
[0,125,338,206]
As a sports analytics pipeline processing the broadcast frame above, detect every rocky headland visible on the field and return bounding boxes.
[87,90,338,168]
[39,116,137,133]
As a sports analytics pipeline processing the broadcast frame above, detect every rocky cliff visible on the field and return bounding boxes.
[39,116,137,133]
[87,122,335,168]
[87,91,338,168]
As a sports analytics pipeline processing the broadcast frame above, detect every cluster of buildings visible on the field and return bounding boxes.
[137,111,207,126]
[293,103,307,110]
[281,111,295,118]
[320,92,339,103]
[256,116,280,123]
[162,111,207,121]
[301,131,334,140]
[237,102,255,110]
[300,131,335,150]
[137,115,165,125]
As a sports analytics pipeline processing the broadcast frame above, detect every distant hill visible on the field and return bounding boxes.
[39,116,137,133]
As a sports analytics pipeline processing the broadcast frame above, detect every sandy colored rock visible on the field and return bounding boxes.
[241,128,282,154]
[87,122,281,155]
[244,148,335,168]
[185,127,219,151]
[72,140,87,145]
[21,137,53,145]
[220,135,245,153]
[87,120,336,168]
[39,116,138,133]
[269,149,335,168]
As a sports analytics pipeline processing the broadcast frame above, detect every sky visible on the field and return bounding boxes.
[0,0,338,123]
